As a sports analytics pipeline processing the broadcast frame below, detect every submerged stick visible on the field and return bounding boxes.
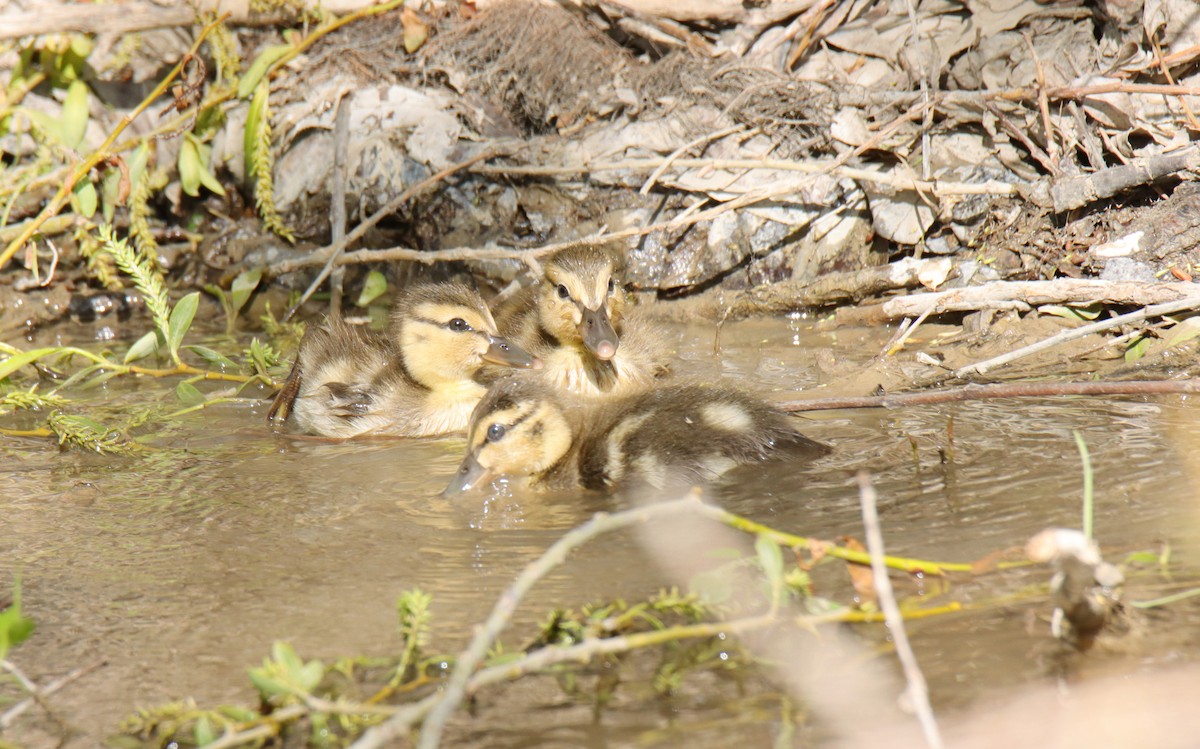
[778,379,1200,412]
[0,658,106,729]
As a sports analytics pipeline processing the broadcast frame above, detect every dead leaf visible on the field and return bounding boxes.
[969,545,1024,574]
[838,535,877,604]
[402,7,429,53]
[795,538,832,570]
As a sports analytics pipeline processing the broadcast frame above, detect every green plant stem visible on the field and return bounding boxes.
[0,427,53,438]
[1,342,267,385]
[691,502,985,575]
[1130,586,1200,609]
[0,16,228,273]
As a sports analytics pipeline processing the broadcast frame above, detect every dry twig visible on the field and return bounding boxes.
[779,379,1200,412]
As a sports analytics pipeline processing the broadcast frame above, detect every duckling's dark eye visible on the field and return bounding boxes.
[448,318,472,332]
[486,423,507,442]
[607,278,616,294]
[556,284,570,300]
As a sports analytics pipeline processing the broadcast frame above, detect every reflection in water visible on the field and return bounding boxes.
[4,318,1200,746]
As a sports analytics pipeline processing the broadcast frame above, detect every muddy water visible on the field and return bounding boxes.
[4,317,1200,747]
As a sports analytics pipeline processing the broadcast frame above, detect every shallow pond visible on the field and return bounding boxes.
[4,315,1200,747]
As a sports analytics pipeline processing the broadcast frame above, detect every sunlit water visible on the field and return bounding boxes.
[4,316,1200,746]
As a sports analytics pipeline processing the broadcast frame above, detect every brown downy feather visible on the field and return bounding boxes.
[444,376,829,494]
[495,246,670,397]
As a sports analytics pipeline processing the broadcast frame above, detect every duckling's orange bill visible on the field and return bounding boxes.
[580,306,618,360]
[482,334,543,369]
[443,452,491,496]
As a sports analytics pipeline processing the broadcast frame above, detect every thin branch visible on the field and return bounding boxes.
[857,473,942,749]
[954,295,1200,379]
[640,125,748,195]
[474,157,1020,197]
[778,379,1200,412]
[266,182,777,276]
[0,658,107,729]
[269,147,512,282]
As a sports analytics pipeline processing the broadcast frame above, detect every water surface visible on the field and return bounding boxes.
[4,316,1200,746]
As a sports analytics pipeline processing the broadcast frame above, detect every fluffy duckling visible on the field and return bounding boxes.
[268,283,540,438]
[496,246,668,397]
[443,377,829,495]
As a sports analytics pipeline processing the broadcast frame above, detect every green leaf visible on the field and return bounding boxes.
[0,579,36,660]
[21,108,63,142]
[244,79,269,180]
[1041,304,1102,322]
[274,641,303,672]
[168,292,200,356]
[0,347,59,382]
[184,345,238,369]
[238,44,291,99]
[1123,550,1162,566]
[194,141,226,197]
[219,705,260,722]
[194,714,216,746]
[61,79,90,149]
[1124,335,1150,363]
[129,142,151,186]
[176,381,205,406]
[1165,316,1200,348]
[688,567,733,605]
[356,270,388,307]
[248,669,289,699]
[101,166,122,223]
[179,138,202,197]
[298,660,325,693]
[69,35,94,59]
[231,268,263,314]
[70,179,98,218]
[124,330,160,364]
[756,534,784,592]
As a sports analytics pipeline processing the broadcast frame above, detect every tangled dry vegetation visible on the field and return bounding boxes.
[1,0,1200,389]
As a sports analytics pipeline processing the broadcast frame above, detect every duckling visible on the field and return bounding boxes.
[443,377,829,495]
[496,246,668,397]
[268,282,540,438]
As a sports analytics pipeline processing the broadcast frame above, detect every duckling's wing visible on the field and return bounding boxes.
[322,381,378,417]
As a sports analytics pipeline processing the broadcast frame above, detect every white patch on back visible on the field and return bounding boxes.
[700,402,753,432]
[605,412,654,482]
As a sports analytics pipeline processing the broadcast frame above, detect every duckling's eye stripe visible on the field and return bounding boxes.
[506,408,536,433]
[413,315,474,332]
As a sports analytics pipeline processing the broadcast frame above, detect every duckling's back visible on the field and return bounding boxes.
[577,385,828,492]
[289,318,397,438]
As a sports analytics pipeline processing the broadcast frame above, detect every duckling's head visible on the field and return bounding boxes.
[443,378,574,495]
[392,283,540,388]
[537,247,625,361]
